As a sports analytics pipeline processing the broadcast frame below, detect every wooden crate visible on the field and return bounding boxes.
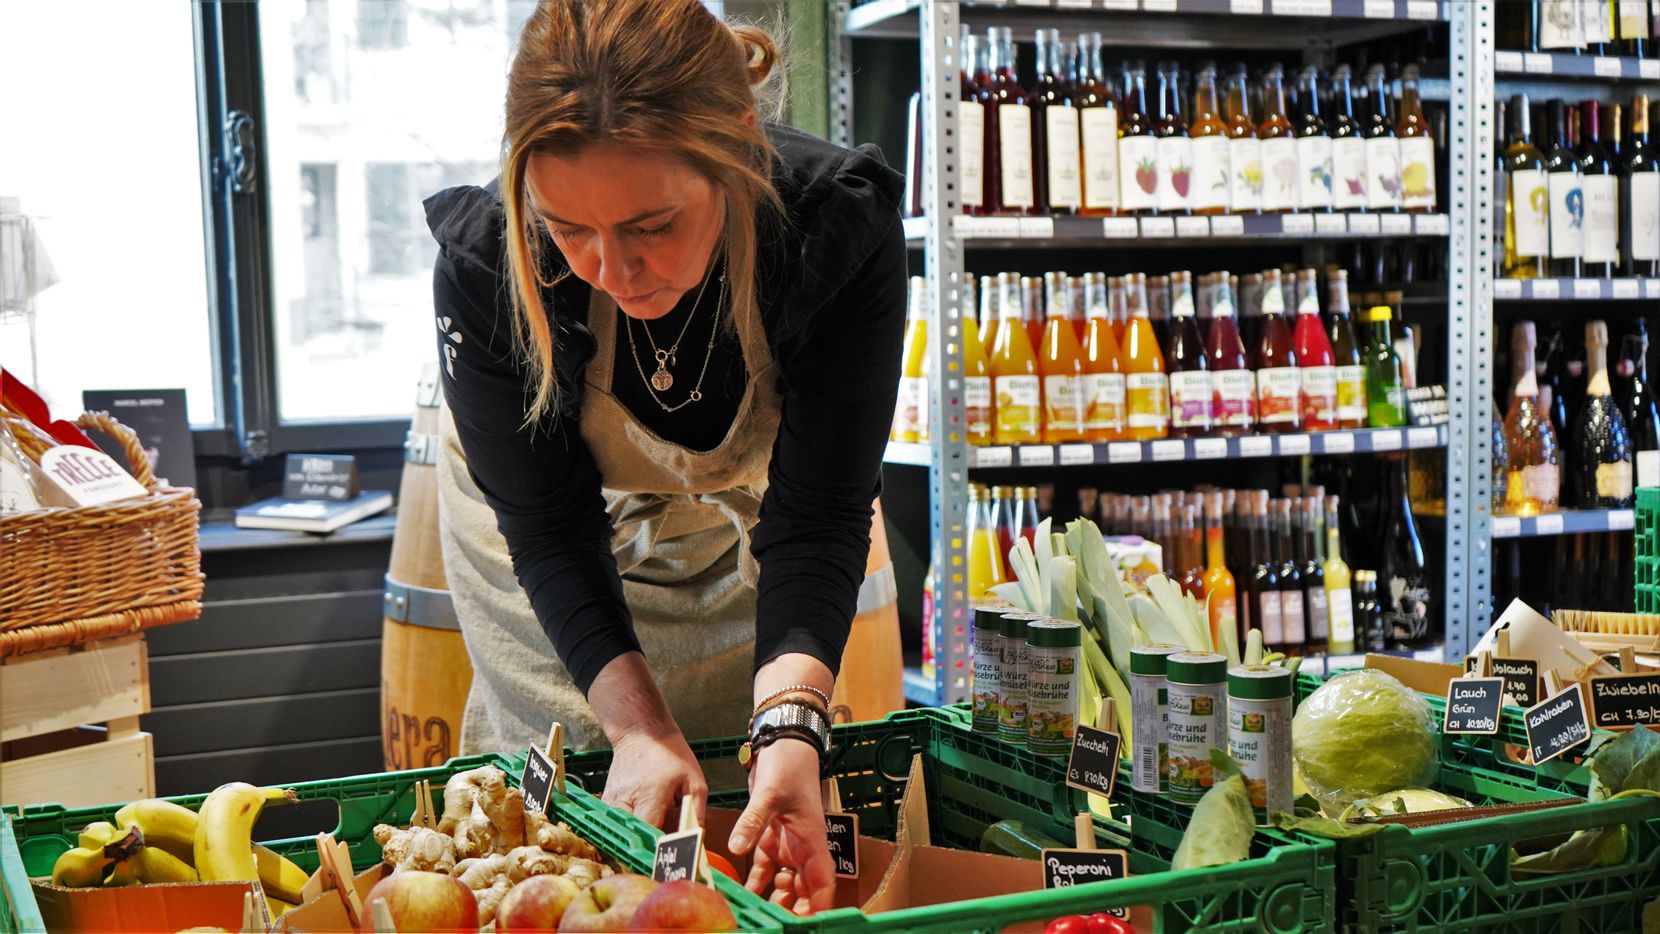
[0,636,154,809]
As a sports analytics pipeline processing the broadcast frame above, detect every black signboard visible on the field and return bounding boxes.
[825,813,859,879]
[652,828,704,884]
[1444,678,1503,734]
[1525,685,1592,765]
[282,453,360,501]
[1064,725,1122,798]
[1491,657,1542,708]
[1041,847,1130,889]
[520,745,557,814]
[1588,673,1660,729]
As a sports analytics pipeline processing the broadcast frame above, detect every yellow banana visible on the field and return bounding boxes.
[130,846,199,884]
[193,783,297,884]
[50,846,113,887]
[267,897,295,920]
[103,860,139,887]
[253,845,310,903]
[77,821,125,850]
[117,794,308,899]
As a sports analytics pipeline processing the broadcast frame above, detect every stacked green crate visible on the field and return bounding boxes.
[1638,487,1659,613]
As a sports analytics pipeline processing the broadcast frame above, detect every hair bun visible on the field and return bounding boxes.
[732,24,777,86]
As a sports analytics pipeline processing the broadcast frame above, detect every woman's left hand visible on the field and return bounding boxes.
[727,736,834,915]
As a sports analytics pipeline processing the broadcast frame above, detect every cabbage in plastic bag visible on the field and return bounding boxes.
[1291,669,1438,813]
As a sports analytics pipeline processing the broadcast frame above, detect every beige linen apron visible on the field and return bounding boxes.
[437,287,782,754]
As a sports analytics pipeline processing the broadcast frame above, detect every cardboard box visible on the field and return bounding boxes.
[277,864,387,933]
[30,878,269,933]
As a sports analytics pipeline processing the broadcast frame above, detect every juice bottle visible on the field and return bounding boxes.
[1166,271,1213,438]
[1154,61,1193,215]
[1121,273,1170,440]
[967,484,1008,599]
[963,310,993,445]
[1077,32,1121,217]
[992,484,1016,560]
[1253,268,1301,432]
[1224,63,1262,214]
[1202,490,1238,649]
[990,272,1043,444]
[987,27,1038,216]
[1327,270,1367,429]
[1189,62,1232,216]
[1108,274,1129,345]
[1041,272,1088,443]
[1361,64,1401,212]
[1257,65,1298,213]
[1118,61,1159,214]
[1292,269,1338,431]
[1023,276,1046,353]
[1293,65,1334,213]
[891,276,928,443]
[1206,276,1256,435]
[1080,272,1127,442]
[1329,64,1366,212]
[1395,64,1437,212]
[1033,28,1080,215]
[960,33,986,215]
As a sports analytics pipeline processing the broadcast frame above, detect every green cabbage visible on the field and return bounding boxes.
[1292,669,1438,813]
[1340,788,1472,820]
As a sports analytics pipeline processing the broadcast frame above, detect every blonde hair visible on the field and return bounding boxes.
[502,0,784,423]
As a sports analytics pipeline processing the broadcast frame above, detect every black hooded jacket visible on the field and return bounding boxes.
[424,124,906,695]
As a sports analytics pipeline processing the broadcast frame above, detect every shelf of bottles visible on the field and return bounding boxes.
[904,212,1451,243]
[1496,50,1660,81]
[1494,277,1660,299]
[1495,0,1660,80]
[846,0,1446,41]
[886,424,1446,467]
[1491,507,1638,538]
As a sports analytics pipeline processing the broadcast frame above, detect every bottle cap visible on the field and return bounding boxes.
[974,604,1013,632]
[1000,611,1044,639]
[1165,651,1229,685]
[1227,664,1293,700]
[1366,305,1392,322]
[1027,619,1082,649]
[1130,643,1187,675]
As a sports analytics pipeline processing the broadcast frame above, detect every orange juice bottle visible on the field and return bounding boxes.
[1121,272,1170,440]
[1041,273,1088,443]
[1107,275,1129,346]
[1080,272,1126,442]
[991,273,1043,444]
[967,484,1008,599]
[1201,490,1238,649]
[963,312,993,445]
[891,276,928,443]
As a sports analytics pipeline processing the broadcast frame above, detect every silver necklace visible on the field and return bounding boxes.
[635,268,716,392]
[624,274,726,413]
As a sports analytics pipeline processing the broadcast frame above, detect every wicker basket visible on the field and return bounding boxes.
[0,411,203,657]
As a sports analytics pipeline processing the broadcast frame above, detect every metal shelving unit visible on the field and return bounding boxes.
[1493,278,1660,301]
[833,0,1487,705]
[1491,509,1638,540]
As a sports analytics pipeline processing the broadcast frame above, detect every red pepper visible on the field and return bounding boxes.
[1043,916,1092,934]
[1087,912,1135,934]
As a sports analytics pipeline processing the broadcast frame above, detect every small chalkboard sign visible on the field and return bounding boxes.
[1064,725,1122,798]
[1491,657,1541,708]
[653,828,704,884]
[1588,673,1660,729]
[1525,684,1592,765]
[521,745,557,814]
[283,454,359,501]
[1040,847,1130,889]
[1443,678,1504,734]
[824,813,859,879]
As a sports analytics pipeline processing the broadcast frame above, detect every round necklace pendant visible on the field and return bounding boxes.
[650,366,674,392]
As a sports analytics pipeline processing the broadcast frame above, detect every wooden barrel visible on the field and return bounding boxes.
[381,364,474,770]
[828,499,904,724]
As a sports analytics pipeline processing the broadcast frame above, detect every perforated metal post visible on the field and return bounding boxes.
[828,0,854,148]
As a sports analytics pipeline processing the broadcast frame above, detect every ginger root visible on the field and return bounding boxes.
[374,823,457,874]
[525,807,604,861]
[474,875,513,926]
[438,765,507,836]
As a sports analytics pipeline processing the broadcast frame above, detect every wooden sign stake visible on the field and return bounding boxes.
[1621,646,1637,673]
[1544,669,1564,696]
[1478,651,1494,677]
[1073,812,1095,851]
[823,777,844,815]
[1497,629,1511,659]
[546,722,567,795]
[1098,697,1119,733]
[677,795,715,889]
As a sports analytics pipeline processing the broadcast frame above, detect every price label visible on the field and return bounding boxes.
[825,813,860,878]
[1492,516,1522,538]
[1315,214,1348,234]
[652,828,705,884]
[1210,215,1245,236]
[1100,0,1139,8]
[1494,279,1523,299]
[1406,0,1438,18]
[1280,213,1316,234]
[1194,438,1228,459]
[1041,847,1130,890]
[1381,214,1413,235]
[1322,432,1355,454]
[1344,213,1378,234]
[1644,61,1660,79]
[1495,51,1525,72]
[1278,434,1311,456]
[1416,214,1450,236]
[1574,279,1604,299]
[1140,217,1177,238]
[1231,0,1266,11]
[1102,217,1141,239]
[1014,0,1052,5]
[1065,725,1122,798]
[1177,216,1211,238]
[1141,0,1178,10]
[1613,279,1640,299]
[1648,279,1660,299]
[1056,0,1096,7]
[1371,429,1404,451]
[1493,657,1541,707]
[977,446,1013,468]
[1107,442,1143,464]
[1444,678,1504,734]
[980,217,1024,240]
[1594,57,1623,77]
[1271,0,1331,14]
[521,745,558,814]
[1060,444,1095,466]
[1588,673,1660,728]
[1536,513,1565,536]
[1239,436,1273,458]
[1524,53,1555,74]
[1408,426,1440,448]
[1610,510,1636,531]
[1525,684,1592,765]
[1531,279,1560,299]
[1362,0,1394,16]
[1018,217,1057,239]
[1151,439,1186,461]
[1020,445,1057,467]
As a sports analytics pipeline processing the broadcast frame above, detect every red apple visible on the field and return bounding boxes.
[360,870,478,933]
[556,873,659,932]
[628,880,738,933]
[496,874,582,932]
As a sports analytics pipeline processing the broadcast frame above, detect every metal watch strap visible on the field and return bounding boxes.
[749,702,830,755]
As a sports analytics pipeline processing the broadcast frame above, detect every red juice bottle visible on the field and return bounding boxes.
[1253,268,1301,432]
[1292,268,1338,431]
[1207,276,1256,436]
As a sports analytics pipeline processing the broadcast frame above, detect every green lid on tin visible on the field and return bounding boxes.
[1164,652,1229,685]
[974,604,1013,631]
[1027,619,1081,648]
[1227,664,1293,700]
[1000,611,1042,638]
[1130,644,1187,675]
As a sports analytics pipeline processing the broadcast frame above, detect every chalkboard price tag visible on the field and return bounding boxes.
[1525,684,1592,765]
[1443,678,1503,734]
[1491,657,1541,708]
[653,828,705,884]
[283,453,360,501]
[825,813,860,879]
[1041,847,1129,889]
[1064,725,1122,798]
[521,745,557,814]
[1588,673,1660,729]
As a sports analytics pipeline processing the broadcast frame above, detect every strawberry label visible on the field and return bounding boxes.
[1119,136,1159,211]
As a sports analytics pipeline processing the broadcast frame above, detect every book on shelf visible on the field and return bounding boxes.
[233,489,393,533]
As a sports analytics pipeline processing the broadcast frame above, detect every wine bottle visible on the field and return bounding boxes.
[1033,29,1081,216]
[967,32,994,217]
[986,27,1037,216]
[1224,63,1263,215]
[1258,65,1299,213]
[1493,399,1512,509]
[1578,99,1621,278]
[1178,501,1206,598]
[1249,491,1284,648]
[1322,495,1355,655]
[1618,0,1650,55]
[1505,94,1551,279]
[904,90,923,218]
[1361,65,1402,211]
[1364,305,1408,427]
[1118,61,1159,215]
[1504,321,1563,515]
[1154,61,1193,215]
[1077,32,1121,218]
[1396,65,1437,212]
[1584,0,1616,54]
[1626,320,1660,453]
[1495,96,1511,278]
[1328,270,1368,429]
[1189,63,1232,216]
[1329,65,1368,212]
[1625,95,1659,277]
[1545,99,1585,278]
[1207,276,1256,436]
[1276,498,1306,652]
[1376,455,1432,649]
[1294,65,1335,213]
[1254,268,1301,432]
[1354,569,1386,652]
[1166,272,1213,438]
[1539,0,1585,52]
[1572,320,1635,507]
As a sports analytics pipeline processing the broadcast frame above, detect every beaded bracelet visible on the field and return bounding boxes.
[752,683,832,712]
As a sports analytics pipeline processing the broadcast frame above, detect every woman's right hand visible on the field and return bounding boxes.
[588,651,706,830]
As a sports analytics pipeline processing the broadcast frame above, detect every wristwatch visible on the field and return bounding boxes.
[738,702,830,770]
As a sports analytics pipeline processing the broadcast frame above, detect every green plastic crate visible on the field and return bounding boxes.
[548,708,1337,933]
[1,816,45,934]
[1638,486,1659,613]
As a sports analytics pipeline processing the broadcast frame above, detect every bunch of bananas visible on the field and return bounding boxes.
[50,783,308,919]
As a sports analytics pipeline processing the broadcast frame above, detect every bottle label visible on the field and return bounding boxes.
[1385,576,1432,645]
[1522,462,1561,502]
[1511,169,1550,257]
[1306,584,1330,640]
[1548,171,1584,260]
[893,376,926,440]
[1045,104,1083,211]
[1365,136,1402,209]
[1296,135,1335,210]
[994,373,1041,441]
[1044,374,1086,434]
[1170,371,1214,428]
[1331,137,1367,210]
[1126,371,1170,429]
[1000,104,1036,209]
[961,101,986,208]
[1120,135,1160,212]
[965,375,993,438]
[1081,107,1121,210]
[1261,137,1300,211]
[1633,173,1660,261]
[1327,587,1355,647]
[1619,0,1647,37]
[1257,590,1284,644]
[1583,0,1615,41]
[1300,365,1339,427]
[1539,0,1584,49]
[1190,135,1231,212]
[1213,369,1257,428]
[1085,372,1127,433]
[1282,589,1306,644]
[1256,366,1302,426]
[1583,175,1620,264]
[1336,364,1367,422]
[1398,136,1436,210]
[1597,460,1634,500]
[1229,136,1263,213]
[1157,136,1195,212]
